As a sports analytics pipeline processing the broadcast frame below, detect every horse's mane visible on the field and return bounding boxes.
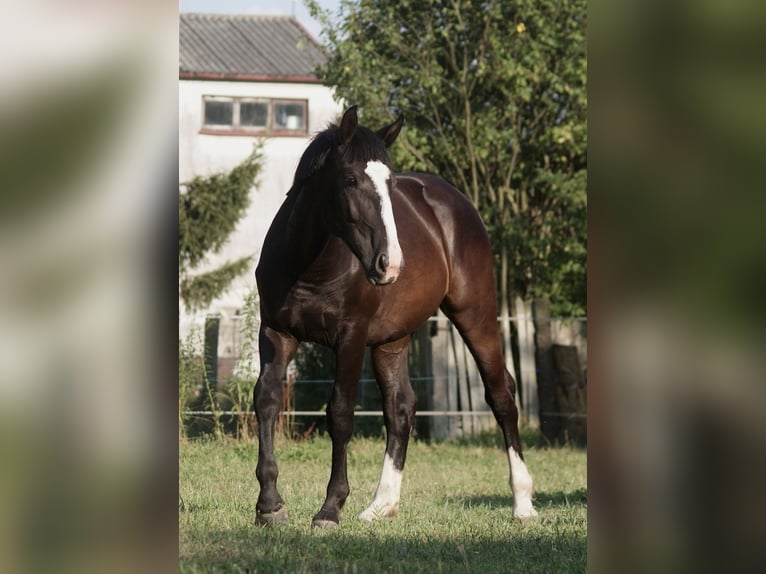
[288,121,392,196]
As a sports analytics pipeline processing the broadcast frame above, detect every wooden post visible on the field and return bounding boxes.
[500,295,523,415]
[446,318,460,437]
[203,315,220,393]
[553,344,587,444]
[410,321,433,438]
[452,325,473,436]
[429,311,454,439]
[515,296,539,429]
[533,297,561,443]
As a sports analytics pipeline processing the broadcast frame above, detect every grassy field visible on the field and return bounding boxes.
[179,432,586,573]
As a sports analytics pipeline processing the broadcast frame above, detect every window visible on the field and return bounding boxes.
[203,99,233,125]
[240,101,268,127]
[201,97,307,135]
[274,102,305,130]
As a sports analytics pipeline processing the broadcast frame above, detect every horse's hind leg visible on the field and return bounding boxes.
[254,326,297,525]
[441,298,538,519]
[359,336,416,522]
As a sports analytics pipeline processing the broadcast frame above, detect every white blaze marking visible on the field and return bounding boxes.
[508,447,538,519]
[364,160,403,281]
[358,453,403,521]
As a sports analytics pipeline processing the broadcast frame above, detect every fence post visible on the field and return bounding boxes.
[429,311,453,439]
[534,297,561,442]
[204,314,221,393]
[553,344,587,444]
[500,297,522,415]
[515,296,539,429]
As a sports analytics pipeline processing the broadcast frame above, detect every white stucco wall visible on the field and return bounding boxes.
[179,79,343,351]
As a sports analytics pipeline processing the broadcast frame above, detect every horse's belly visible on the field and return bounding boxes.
[366,307,435,346]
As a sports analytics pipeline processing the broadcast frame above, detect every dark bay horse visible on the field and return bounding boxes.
[254,106,536,528]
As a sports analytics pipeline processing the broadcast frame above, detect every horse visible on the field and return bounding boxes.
[253,106,537,528]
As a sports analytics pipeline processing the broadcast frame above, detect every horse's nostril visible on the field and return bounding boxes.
[376,253,388,274]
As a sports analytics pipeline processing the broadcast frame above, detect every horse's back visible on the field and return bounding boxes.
[394,172,493,269]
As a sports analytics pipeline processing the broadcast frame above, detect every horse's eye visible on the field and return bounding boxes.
[344,175,356,187]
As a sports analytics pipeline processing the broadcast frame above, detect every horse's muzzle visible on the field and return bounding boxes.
[369,252,401,285]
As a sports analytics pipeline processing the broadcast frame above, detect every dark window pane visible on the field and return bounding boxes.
[204,100,233,126]
[274,102,305,130]
[240,102,268,127]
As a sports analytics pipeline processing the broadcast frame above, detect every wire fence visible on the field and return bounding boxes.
[182,312,587,440]
[183,410,587,418]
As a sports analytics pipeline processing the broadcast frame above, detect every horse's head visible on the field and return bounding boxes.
[315,106,405,286]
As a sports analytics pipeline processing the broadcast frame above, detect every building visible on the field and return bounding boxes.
[179,13,343,372]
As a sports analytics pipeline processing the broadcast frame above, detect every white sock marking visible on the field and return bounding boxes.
[364,160,403,281]
[359,453,403,521]
[508,447,537,518]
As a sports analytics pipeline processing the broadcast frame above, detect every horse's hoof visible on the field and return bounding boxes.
[255,505,289,526]
[513,504,538,520]
[358,504,398,522]
[311,518,339,529]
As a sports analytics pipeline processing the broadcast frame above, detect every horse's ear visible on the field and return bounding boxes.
[376,114,404,148]
[338,106,359,147]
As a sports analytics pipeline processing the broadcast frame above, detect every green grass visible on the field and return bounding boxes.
[179,433,586,573]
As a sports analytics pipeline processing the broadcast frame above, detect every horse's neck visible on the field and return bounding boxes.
[284,185,330,274]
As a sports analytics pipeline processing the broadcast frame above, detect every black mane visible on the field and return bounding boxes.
[289,122,392,195]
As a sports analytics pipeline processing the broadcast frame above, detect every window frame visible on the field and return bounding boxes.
[201,96,235,128]
[200,96,308,136]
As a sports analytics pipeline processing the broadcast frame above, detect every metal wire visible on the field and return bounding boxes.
[183,410,586,418]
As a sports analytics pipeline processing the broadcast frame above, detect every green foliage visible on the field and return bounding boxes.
[179,256,252,313]
[179,290,263,440]
[179,143,264,312]
[308,0,586,315]
[219,290,260,440]
[179,329,226,441]
[178,336,203,441]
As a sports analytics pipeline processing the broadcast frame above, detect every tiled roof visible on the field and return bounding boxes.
[180,13,326,82]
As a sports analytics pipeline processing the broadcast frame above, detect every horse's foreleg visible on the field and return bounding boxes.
[359,336,415,522]
[311,332,367,528]
[254,326,297,526]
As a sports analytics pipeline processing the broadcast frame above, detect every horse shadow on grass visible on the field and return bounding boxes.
[445,487,587,510]
[181,522,587,574]
[180,494,586,572]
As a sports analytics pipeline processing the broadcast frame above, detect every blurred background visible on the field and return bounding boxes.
[589,0,766,572]
[0,2,178,572]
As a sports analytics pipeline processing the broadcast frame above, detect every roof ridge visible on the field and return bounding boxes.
[180,13,294,20]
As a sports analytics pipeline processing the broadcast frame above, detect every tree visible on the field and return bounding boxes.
[179,143,264,312]
[308,0,586,317]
